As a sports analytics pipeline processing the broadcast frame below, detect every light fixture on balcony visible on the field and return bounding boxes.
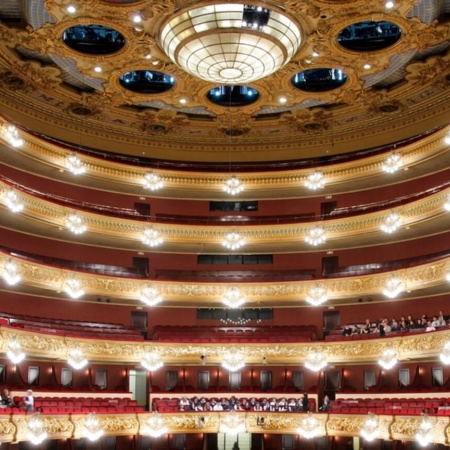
[305,171,325,190]
[360,413,379,441]
[382,152,402,173]
[439,341,450,365]
[143,172,163,191]
[219,409,246,434]
[84,413,104,441]
[415,414,434,447]
[378,348,398,370]
[380,212,402,233]
[222,286,245,308]
[3,259,21,286]
[382,277,404,298]
[67,347,88,370]
[305,286,328,306]
[222,352,245,372]
[5,125,23,147]
[141,227,163,247]
[27,414,48,445]
[141,352,164,372]
[141,412,168,438]
[63,277,85,299]
[66,214,87,234]
[7,339,25,364]
[140,285,163,306]
[305,227,327,246]
[297,412,321,439]
[65,154,86,175]
[444,133,450,145]
[223,175,244,196]
[222,231,245,250]
[160,4,301,85]
[444,195,450,211]
[305,352,327,372]
[3,189,24,212]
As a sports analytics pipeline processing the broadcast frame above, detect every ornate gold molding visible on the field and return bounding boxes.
[1,326,449,365]
[1,413,450,443]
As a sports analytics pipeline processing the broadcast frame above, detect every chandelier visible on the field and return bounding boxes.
[439,341,450,365]
[5,125,23,147]
[305,227,327,246]
[141,352,164,372]
[65,154,86,175]
[380,212,402,233]
[63,277,85,299]
[415,414,434,447]
[222,352,245,372]
[382,152,403,173]
[3,189,24,212]
[84,413,104,441]
[223,175,244,196]
[360,413,379,441]
[141,412,168,438]
[305,286,328,306]
[27,414,48,445]
[378,348,398,370]
[66,214,87,234]
[305,171,325,190]
[67,347,88,370]
[7,339,25,364]
[140,285,163,306]
[222,286,245,308]
[382,277,403,298]
[219,409,246,434]
[222,231,245,250]
[160,4,301,84]
[297,412,321,439]
[141,227,163,247]
[305,352,327,372]
[3,259,21,285]
[444,195,450,211]
[143,172,163,191]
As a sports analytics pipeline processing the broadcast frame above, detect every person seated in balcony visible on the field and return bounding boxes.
[278,401,287,412]
[234,400,245,411]
[253,401,263,411]
[364,319,372,331]
[359,324,371,334]
[301,393,310,412]
[189,396,199,410]
[204,401,212,411]
[212,400,223,411]
[432,315,446,327]
[439,310,449,321]
[399,319,408,331]
[179,396,190,411]
[319,395,331,412]
[249,397,257,408]
[241,399,251,411]
[391,320,399,332]
[383,318,392,334]
[372,321,385,336]
[425,321,436,332]
[1,388,13,407]
[342,325,353,337]
[229,396,237,408]
[221,399,231,410]
[269,398,277,411]
[22,389,34,412]
[288,398,297,412]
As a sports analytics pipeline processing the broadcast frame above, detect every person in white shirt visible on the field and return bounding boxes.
[23,389,34,412]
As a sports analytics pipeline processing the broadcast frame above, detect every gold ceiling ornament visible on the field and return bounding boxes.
[360,413,379,441]
[27,414,48,445]
[141,412,168,438]
[219,410,246,434]
[160,3,302,84]
[297,412,322,439]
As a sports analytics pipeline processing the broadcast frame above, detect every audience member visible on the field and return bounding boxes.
[1,388,13,407]
[22,389,34,412]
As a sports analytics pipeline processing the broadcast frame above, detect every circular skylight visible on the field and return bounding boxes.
[291,69,347,92]
[338,21,402,52]
[119,71,175,93]
[63,25,125,55]
[207,86,260,106]
[160,4,302,84]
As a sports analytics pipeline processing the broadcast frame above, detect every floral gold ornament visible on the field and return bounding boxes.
[2,259,20,286]
[222,352,245,372]
[297,412,321,439]
[140,285,163,306]
[415,414,434,447]
[439,341,450,365]
[219,409,246,434]
[222,286,245,308]
[67,347,88,370]
[305,286,327,306]
[304,352,327,372]
[382,277,404,298]
[63,277,85,299]
[7,339,25,364]
[360,413,379,441]
[84,413,103,442]
[141,412,168,438]
[27,414,48,445]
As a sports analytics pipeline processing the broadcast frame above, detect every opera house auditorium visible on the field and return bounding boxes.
[0,0,450,449]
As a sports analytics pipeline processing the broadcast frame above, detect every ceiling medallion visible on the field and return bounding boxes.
[160,4,302,84]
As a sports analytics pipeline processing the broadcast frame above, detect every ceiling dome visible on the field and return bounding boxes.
[160,3,302,84]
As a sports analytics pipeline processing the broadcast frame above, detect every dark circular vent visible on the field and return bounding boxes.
[380,104,399,113]
[292,69,347,92]
[338,21,401,52]
[63,25,125,55]
[207,86,259,107]
[119,71,175,94]
[3,75,24,87]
